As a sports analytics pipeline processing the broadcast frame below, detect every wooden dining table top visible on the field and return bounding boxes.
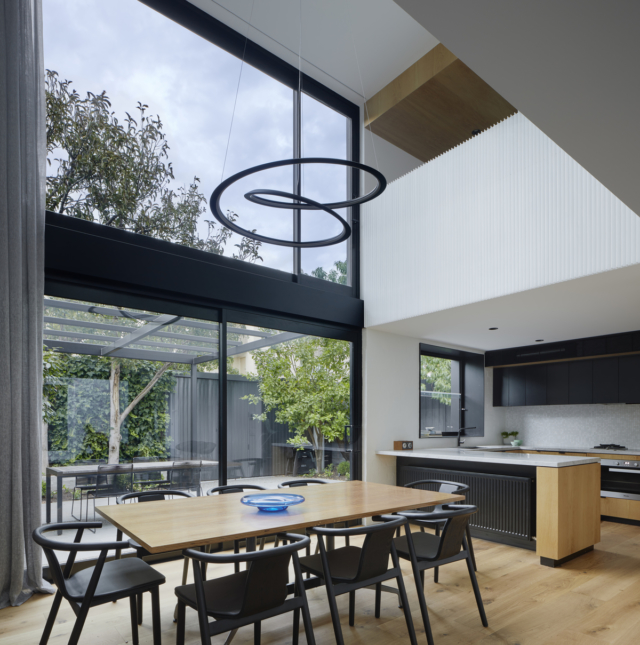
[96,480,465,554]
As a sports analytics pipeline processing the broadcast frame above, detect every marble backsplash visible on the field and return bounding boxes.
[503,403,640,450]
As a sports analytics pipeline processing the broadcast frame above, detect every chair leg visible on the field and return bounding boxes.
[174,556,191,622]
[67,601,92,645]
[129,596,139,645]
[434,524,440,583]
[466,555,488,627]
[293,608,300,645]
[254,621,261,645]
[374,582,381,618]
[176,600,186,645]
[39,590,63,645]
[137,593,143,625]
[234,540,240,574]
[396,572,419,645]
[466,525,477,571]
[419,570,425,588]
[325,582,345,645]
[151,587,162,645]
[349,591,356,626]
[412,565,435,645]
[300,593,317,645]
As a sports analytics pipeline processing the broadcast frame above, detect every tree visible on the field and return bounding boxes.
[420,356,453,406]
[45,70,262,261]
[42,346,66,470]
[243,336,350,472]
[311,260,347,284]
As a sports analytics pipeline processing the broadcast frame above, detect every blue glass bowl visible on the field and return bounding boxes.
[241,493,305,512]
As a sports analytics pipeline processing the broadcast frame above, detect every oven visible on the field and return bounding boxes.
[601,458,640,501]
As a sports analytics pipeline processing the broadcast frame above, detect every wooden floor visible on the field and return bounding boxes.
[3,521,640,645]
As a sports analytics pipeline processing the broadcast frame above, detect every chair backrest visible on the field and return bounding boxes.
[32,523,129,601]
[96,463,134,494]
[278,479,327,488]
[117,489,193,504]
[184,533,310,618]
[74,459,106,485]
[404,479,469,511]
[400,505,477,561]
[133,456,167,481]
[313,516,406,582]
[171,460,202,487]
[206,484,266,496]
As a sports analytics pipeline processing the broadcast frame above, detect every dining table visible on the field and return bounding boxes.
[97,480,464,643]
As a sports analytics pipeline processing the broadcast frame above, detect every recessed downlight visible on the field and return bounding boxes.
[472,129,481,135]
[489,327,498,331]
[535,339,544,342]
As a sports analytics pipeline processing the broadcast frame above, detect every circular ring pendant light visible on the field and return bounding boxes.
[210,157,386,248]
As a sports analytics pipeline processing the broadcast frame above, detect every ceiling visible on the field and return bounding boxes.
[370,264,640,353]
[188,0,439,104]
[394,0,640,217]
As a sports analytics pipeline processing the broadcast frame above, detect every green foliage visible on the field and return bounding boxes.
[43,346,66,423]
[501,431,510,439]
[310,260,347,285]
[420,355,453,405]
[45,70,262,263]
[244,336,350,449]
[46,353,176,465]
[337,459,350,478]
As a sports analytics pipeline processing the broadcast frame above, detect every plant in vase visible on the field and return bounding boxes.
[509,431,522,446]
[501,431,511,445]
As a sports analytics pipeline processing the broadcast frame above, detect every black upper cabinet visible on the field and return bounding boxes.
[506,366,526,406]
[546,362,569,405]
[619,355,640,404]
[592,357,619,404]
[525,364,547,405]
[568,360,593,404]
[493,368,506,407]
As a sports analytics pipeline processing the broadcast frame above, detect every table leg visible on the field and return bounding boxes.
[46,474,51,524]
[57,476,63,534]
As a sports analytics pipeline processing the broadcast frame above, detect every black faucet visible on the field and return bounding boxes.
[457,427,477,447]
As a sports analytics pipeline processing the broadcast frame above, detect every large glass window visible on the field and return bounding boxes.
[43,0,353,282]
[227,324,353,484]
[420,355,461,438]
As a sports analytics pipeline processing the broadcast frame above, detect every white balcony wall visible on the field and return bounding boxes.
[361,112,640,328]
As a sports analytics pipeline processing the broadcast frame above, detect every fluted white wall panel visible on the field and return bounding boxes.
[362,112,640,328]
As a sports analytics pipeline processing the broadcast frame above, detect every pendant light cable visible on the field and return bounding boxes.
[220,0,257,183]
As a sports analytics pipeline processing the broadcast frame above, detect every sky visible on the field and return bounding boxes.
[43,0,348,277]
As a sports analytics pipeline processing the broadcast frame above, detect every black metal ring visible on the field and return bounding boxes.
[210,157,386,248]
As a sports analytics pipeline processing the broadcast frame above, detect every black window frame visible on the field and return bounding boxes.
[419,343,485,439]
[44,0,364,480]
[139,0,361,296]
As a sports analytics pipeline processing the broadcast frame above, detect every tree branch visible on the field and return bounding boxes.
[119,362,173,426]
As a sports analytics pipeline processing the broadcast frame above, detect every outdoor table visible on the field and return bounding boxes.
[45,460,219,524]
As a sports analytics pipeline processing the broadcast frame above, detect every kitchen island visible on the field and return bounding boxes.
[377,448,601,567]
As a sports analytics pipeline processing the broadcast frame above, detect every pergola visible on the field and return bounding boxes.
[43,298,304,365]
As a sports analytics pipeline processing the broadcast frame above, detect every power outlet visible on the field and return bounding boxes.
[393,441,414,450]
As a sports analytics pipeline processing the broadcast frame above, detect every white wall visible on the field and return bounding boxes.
[362,329,504,484]
[361,112,640,329]
[503,400,640,450]
[363,131,423,193]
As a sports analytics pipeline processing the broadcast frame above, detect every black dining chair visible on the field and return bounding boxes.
[206,484,268,571]
[278,479,349,551]
[85,463,134,521]
[33,522,165,645]
[298,516,418,645]
[393,505,488,645]
[171,460,203,496]
[175,532,315,645]
[115,489,193,624]
[404,479,477,579]
[70,459,106,521]
[133,456,172,490]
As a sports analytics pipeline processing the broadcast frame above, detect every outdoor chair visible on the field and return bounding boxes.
[393,505,488,645]
[115,489,193,624]
[175,533,315,645]
[170,460,202,495]
[206,484,268,571]
[85,463,134,521]
[403,479,477,578]
[133,456,171,490]
[33,522,165,645]
[299,516,417,645]
[70,458,105,521]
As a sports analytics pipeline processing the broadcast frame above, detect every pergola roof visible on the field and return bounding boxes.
[44,298,303,364]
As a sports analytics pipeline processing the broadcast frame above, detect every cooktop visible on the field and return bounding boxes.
[593,444,627,450]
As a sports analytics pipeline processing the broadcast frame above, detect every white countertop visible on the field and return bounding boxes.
[376,448,600,468]
[477,445,640,456]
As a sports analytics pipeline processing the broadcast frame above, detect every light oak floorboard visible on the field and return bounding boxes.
[5,521,640,645]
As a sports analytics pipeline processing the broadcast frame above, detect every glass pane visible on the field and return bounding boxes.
[43,0,293,273]
[227,324,352,486]
[42,297,219,548]
[300,93,348,284]
[420,356,461,438]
